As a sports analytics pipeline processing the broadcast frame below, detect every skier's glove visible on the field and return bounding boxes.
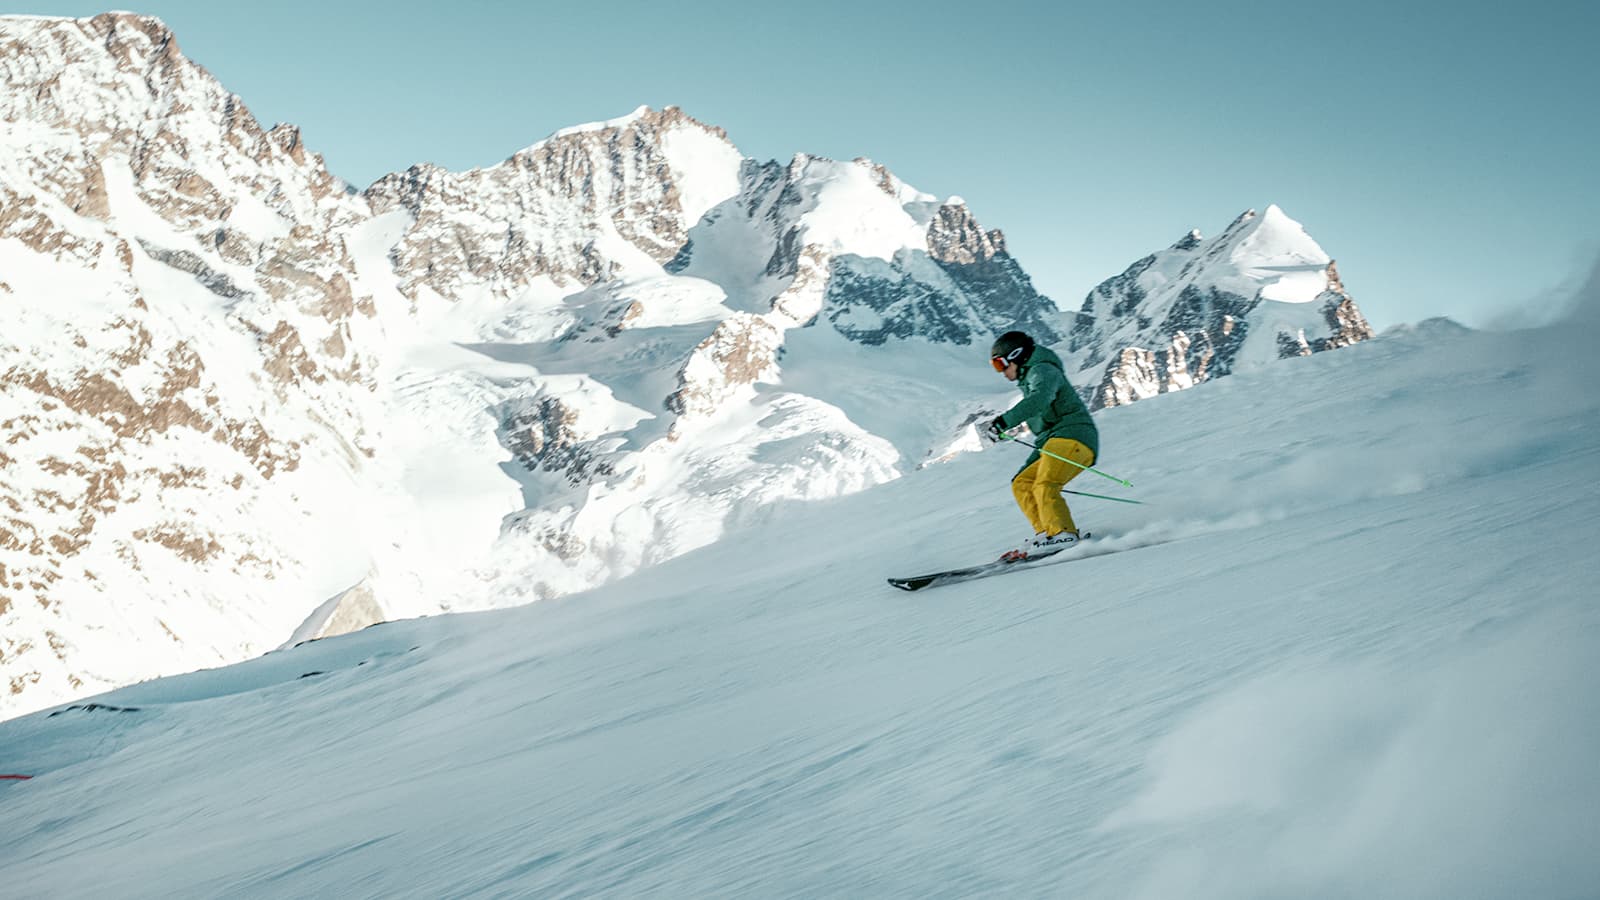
[982,416,1008,443]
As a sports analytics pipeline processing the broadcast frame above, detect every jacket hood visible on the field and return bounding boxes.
[1023,345,1065,375]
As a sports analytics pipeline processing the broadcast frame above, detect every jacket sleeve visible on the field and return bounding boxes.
[1000,364,1064,428]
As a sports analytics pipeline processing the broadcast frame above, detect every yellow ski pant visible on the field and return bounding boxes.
[1011,438,1095,537]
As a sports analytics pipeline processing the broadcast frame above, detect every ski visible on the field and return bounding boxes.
[887,533,1092,592]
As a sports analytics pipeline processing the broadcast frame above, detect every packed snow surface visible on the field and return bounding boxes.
[3,317,1597,898]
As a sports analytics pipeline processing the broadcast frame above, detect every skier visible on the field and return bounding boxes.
[982,330,1099,561]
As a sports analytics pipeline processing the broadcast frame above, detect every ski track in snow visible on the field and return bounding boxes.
[2,320,1599,898]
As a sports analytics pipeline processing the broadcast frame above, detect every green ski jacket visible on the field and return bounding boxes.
[997,346,1099,474]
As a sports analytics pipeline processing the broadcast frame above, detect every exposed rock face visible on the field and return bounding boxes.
[816,201,1058,348]
[822,252,1059,347]
[1068,207,1374,409]
[1311,263,1376,351]
[365,106,728,306]
[500,397,617,487]
[1095,346,1166,409]
[665,315,785,419]
[927,202,1006,265]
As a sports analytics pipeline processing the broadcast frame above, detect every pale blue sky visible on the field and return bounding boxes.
[19,1,1600,329]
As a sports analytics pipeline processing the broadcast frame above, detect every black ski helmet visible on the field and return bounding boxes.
[990,330,1035,369]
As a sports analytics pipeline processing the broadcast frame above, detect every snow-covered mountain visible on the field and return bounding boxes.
[1,13,387,714]
[1068,205,1373,409]
[0,12,1372,721]
[2,305,1594,898]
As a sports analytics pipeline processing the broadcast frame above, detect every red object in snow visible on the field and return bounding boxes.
[1,774,33,780]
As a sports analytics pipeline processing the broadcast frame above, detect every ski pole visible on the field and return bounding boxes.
[1064,488,1144,505]
[1005,435,1133,488]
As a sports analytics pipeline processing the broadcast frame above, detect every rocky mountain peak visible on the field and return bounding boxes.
[1224,206,1259,230]
[505,104,730,170]
[2,12,352,225]
[1170,229,1203,251]
[365,104,744,305]
[1068,206,1374,410]
[928,201,1007,265]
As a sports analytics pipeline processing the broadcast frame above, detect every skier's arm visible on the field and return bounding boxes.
[999,365,1064,428]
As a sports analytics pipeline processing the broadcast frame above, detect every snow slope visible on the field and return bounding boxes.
[2,312,1596,897]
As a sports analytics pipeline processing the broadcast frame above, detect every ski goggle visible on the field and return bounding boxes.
[991,347,1025,371]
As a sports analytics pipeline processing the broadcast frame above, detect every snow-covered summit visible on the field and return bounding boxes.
[1219,204,1334,302]
[1067,205,1373,409]
[546,104,658,141]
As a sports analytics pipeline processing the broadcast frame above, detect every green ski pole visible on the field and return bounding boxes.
[1064,488,1144,505]
[1005,435,1134,489]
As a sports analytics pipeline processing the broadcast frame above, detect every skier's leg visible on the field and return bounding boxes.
[1011,458,1046,532]
[1033,438,1095,536]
